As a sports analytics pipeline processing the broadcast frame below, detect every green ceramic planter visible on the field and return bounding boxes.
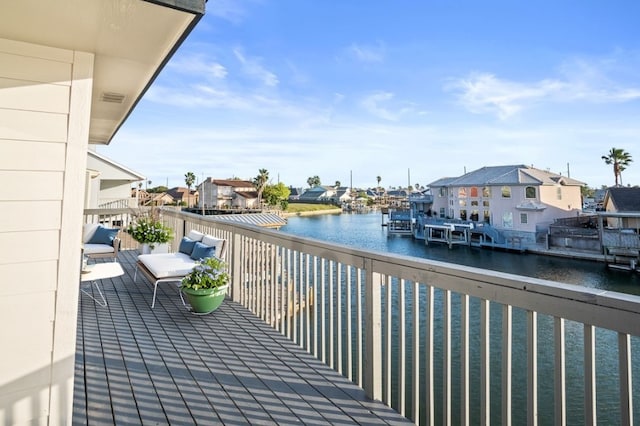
[182,284,229,314]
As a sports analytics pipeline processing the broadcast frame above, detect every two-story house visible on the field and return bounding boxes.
[429,165,584,244]
[198,178,259,209]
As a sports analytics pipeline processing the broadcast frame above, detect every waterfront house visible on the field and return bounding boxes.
[428,165,584,246]
[198,178,259,209]
[0,1,205,423]
[603,187,640,229]
[288,186,304,201]
[298,185,338,202]
[85,150,145,209]
[335,186,354,204]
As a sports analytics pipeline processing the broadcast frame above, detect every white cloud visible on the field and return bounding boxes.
[233,47,279,87]
[448,73,565,120]
[348,42,385,63]
[206,0,252,24]
[361,92,414,121]
[449,54,640,119]
[168,54,227,79]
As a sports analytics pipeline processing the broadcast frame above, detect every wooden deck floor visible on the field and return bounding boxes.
[73,250,410,425]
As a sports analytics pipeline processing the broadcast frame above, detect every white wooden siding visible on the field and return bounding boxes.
[0,37,92,425]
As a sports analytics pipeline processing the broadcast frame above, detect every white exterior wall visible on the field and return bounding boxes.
[430,187,449,218]
[0,38,93,424]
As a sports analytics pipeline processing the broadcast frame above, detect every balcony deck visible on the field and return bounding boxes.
[73,250,410,425]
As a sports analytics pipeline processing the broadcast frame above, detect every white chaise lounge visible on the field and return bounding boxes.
[134,230,226,308]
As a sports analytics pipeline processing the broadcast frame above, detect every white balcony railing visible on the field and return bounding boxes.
[91,208,640,425]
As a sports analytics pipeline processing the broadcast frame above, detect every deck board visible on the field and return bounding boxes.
[73,250,410,425]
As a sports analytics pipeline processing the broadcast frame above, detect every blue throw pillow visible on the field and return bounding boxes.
[190,242,216,261]
[88,226,119,245]
[179,237,197,255]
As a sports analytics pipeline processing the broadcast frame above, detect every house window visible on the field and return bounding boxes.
[484,210,491,223]
[460,209,467,220]
[470,187,479,197]
[501,186,511,198]
[483,187,491,197]
[483,200,490,207]
[520,213,528,224]
[458,187,467,198]
[502,212,513,228]
[525,186,536,199]
[556,187,562,200]
[471,210,479,221]
[439,207,445,218]
[459,200,467,207]
[439,187,447,197]
[471,200,479,206]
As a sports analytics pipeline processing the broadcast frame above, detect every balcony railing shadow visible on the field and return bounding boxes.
[73,250,408,424]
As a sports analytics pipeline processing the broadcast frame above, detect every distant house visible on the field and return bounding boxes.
[298,186,337,202]
[288,186,304,201]
[167,187,198,207]
[603,187,640,229]
[335,187,353,204]
[86,150,144,209]
[428,165,584,244]
[198,178,259,209]
[147,192,175,206]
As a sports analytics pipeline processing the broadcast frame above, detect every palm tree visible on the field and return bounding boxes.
[335,180,341,188]
[253,169,270,206]
[184,172,196,189]
[184,172,196,207]
[602,148,633,186]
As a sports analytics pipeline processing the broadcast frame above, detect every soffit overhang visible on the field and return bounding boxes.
[0,0,205,145]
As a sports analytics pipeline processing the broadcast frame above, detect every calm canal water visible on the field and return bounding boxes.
[281,212,640,425]
[282,211,640,293]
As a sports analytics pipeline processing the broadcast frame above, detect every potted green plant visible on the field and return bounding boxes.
[180,256,230,314]
[126,213,173,254]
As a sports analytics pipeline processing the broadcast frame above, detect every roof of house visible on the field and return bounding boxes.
[288,187,303,196]
[166,187,196,200]
[210,179,255,188]
[604,187,640,212]
[299,186,335,200]
[87,150,145,181]
[429,165,584,187]
[235,191,259,199]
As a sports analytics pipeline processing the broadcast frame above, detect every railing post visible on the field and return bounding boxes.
[231,232,242,303]
[364,259,382,401]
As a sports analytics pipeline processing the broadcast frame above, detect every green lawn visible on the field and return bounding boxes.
[285,203,341,213]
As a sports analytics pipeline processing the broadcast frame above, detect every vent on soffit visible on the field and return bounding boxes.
[100,92,126,103]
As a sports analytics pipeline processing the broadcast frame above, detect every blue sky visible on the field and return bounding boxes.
[101,0,640,190]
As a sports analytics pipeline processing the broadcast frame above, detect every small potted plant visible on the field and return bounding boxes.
[126,213,173,254]
[180,257,230,314]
